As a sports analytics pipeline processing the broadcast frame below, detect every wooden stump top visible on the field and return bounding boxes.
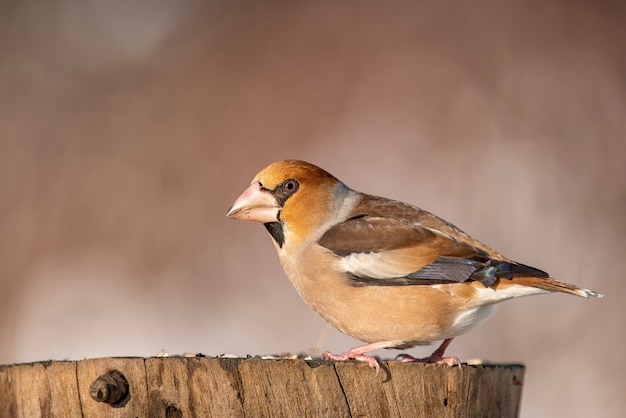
[0,357,524,417]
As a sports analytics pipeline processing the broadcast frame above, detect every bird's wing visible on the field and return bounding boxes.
[318,195,548,287]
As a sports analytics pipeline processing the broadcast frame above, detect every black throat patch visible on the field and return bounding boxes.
[264,222,285,247]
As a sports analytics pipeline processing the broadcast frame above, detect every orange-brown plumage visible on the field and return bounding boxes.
[227,160,602,370]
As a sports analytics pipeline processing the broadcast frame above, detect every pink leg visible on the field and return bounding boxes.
[396,338,460,365]
[322,341,399,376]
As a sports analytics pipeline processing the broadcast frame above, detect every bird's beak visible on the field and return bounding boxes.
[227,182,280,223]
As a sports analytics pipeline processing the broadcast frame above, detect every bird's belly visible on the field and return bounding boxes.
[289,270,491,346]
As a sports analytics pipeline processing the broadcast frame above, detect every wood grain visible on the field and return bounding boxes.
[0,357,524,417]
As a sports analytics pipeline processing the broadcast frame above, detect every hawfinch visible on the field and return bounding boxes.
[227,160,602,371]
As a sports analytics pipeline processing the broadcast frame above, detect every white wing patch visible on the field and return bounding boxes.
[339,251,419,279]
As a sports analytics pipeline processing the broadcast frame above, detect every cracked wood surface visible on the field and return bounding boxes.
[0,357,524,417]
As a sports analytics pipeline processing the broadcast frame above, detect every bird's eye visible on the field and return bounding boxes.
[283,179,298,192]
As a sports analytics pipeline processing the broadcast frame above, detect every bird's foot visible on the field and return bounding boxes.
[396,352,460,365]
[323,350,381,375]
[396,338,459,365]
[322,340,401,376]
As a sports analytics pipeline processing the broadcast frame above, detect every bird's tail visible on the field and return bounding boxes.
[511,276,603,298]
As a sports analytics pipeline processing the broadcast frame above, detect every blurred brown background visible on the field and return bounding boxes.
[1,0,624,416]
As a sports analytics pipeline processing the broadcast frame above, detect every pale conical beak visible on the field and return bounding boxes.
[226,182,280,223]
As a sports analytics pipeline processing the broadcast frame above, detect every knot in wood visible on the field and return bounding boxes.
[89,370,129,405]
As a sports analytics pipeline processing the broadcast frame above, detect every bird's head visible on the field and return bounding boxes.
[227,160,351,246]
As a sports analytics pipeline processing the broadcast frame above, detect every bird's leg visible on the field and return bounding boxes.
[322,341,398,375]
[396,338,460,365]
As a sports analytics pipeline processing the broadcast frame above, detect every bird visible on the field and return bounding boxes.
[226,160,603,372]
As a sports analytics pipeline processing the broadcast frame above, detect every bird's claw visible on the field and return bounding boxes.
[323,350,381,377]
[396,353,460,365]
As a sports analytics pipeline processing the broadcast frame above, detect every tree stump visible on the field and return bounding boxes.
[0,357,524,417]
